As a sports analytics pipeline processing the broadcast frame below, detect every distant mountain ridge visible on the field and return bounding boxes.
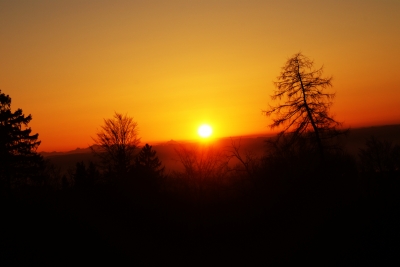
[40,124,400,156]
[40,124,400,174]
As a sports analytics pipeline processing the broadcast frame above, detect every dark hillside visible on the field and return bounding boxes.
[41,124,400,174]
[343,124,400,156]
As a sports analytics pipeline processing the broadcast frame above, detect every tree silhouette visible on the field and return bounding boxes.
[264,53,344,160]
[175,144,228,182]
[0,90,43,189]
[135,144,165,178]
[92,112,140,178]
[73,161,100,188]
[227,138,260,179]
[359,136,400,173]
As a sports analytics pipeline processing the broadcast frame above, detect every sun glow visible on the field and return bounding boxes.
[198,124,213,138]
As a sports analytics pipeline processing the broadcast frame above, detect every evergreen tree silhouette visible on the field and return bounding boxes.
[135,144,165,178]
[0,90,43,189]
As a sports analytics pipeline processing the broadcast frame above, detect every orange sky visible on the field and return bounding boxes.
[1,0,399,152]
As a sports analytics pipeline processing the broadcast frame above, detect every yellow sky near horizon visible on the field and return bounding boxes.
[1,0,400,151]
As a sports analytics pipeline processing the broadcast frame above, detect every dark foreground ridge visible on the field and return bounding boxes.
[2,168,400,265]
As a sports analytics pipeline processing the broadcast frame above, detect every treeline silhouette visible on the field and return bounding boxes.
[2,134,400,264]
[2,51,400,265]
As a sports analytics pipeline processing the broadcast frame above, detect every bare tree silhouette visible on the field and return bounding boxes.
[264,53,344,160]
[227,138,260,179]
[92,112,140,178]
[175,144,229,193]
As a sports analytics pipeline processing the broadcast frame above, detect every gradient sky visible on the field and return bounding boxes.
[1,0,399,151]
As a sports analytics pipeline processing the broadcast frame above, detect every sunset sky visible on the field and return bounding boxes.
[1,0,399,152]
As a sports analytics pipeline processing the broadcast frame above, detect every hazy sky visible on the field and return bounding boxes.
[1,0,399,151]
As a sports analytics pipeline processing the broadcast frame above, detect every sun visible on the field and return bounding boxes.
[198,124,213,138]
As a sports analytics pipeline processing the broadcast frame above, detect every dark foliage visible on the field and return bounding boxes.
[359,136,400,173]
[2,153,399,265]
[72,161,101,189]
[134,143,165,178]
[1,130,399,266]
[0,90,43,190]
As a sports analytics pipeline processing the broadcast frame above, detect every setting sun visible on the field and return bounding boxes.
[198,124,213,138]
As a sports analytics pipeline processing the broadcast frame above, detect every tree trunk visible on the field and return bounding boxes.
[297,65,325,161]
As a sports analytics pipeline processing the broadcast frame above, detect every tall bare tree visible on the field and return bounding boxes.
[92,112,140,177]
[264,53,344,160]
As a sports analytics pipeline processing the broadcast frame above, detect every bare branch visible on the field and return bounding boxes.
[92,112,140,176]
[263,53,345,160]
